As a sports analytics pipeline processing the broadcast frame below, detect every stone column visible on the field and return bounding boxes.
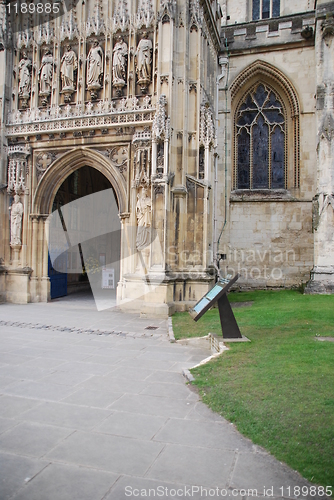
[306,2,334,293]
[30,215,40,302]
[40,216,50,301]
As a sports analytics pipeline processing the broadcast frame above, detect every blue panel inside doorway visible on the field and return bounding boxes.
[48,253,67,299]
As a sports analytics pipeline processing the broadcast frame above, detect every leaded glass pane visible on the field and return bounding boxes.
[262,0,270,18]
[237,129,250,189]
[254,85,268,107]
[272,0,280,17]
[263,109,284,124]
[252,115,269,188]
[236,84,285,190]
[252,0,260,20]
[271,127,285,188]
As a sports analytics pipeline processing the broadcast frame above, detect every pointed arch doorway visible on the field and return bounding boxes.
[32,147,127,306]
[48,166,120,300]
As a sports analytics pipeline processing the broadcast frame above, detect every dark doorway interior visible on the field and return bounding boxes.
[49,166,118,300]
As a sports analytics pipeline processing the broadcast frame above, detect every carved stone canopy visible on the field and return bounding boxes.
[322,15,334,44]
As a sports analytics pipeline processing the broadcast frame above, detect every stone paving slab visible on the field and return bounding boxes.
[0,293,323,500]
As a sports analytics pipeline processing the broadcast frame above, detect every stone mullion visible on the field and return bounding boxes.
[21,183,30,267]
[250,124,253,189]
[268,125,272,189]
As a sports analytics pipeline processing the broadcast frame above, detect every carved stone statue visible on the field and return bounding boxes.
[10,195,24,247]
[18,52,32,108]
[39,49,53,105]
[135,32,152,93]
[112,36,128,95]
[136,187,152,251]
[60,45,78,95]
[87,40,103,99]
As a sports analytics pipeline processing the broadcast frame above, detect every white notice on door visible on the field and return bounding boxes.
[102,268,115,289]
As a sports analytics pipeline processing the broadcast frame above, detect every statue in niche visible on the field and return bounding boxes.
[39,49,53,105]
[136,187,152,251]
[60,45,78,102]
[18,52,32,108]
[10,195,24,246]
[87,39,103,100]
[135,31,152,93]
[112,36,128,96]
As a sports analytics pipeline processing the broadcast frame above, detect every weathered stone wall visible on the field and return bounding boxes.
[217,5,317,289]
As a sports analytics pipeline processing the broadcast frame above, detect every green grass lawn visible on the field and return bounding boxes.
[172,290,334,488]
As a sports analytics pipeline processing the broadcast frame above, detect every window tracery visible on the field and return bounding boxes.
[235,83,286,190]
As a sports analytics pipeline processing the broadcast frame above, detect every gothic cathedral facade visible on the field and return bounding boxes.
[0,0,333,316]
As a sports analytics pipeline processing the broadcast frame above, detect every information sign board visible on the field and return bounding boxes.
[189,274,242,339]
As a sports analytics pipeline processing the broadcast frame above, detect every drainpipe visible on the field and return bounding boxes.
[214,41,229,278]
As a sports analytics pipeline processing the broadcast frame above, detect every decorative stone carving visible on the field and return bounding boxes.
[112,0,130,32]
[7,145,31,195]
[38,49,53,106]
[107,146,128,174]
[37,20,54,46]
[86,0,105,36]
[60,45,78,102]
[112,36,128,96]
[152,94,170,140]
[135,32,152,94]
[60,10,79,41]
[135,0,155,29]
[18,52,32,109]
[136,186,152,251]
[158,0,176,23]
[322,15,334,46]
[87,40,103,100]
[199,102,215,148]
[10,195,24,247]
[36,152,57,181]
[133,131,151,187]
[189,0,203,31]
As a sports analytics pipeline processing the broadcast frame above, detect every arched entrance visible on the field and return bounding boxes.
[32,148,127,307]
[49,166,120,300]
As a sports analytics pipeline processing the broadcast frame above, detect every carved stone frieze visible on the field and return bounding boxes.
[7,96,155,137]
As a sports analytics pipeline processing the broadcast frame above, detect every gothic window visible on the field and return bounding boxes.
[252,0,280,20]
[235,84,286,190]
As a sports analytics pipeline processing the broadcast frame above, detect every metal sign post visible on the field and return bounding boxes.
[189,274,243,340]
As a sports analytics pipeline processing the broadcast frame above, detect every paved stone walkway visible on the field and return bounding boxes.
[0,292,318,500]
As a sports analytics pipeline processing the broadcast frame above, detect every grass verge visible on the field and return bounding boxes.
[172,290,334,487]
